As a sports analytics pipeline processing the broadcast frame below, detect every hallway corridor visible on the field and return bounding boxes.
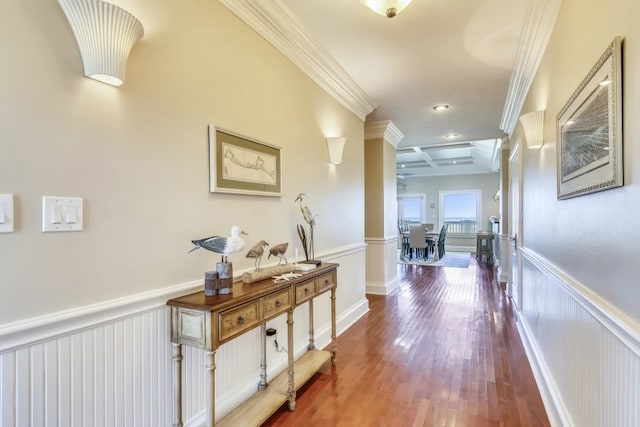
[265,259,550,426]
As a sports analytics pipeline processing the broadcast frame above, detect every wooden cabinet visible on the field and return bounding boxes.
[167,263,338,427]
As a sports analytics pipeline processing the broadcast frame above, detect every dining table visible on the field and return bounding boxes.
[401,229,442,260]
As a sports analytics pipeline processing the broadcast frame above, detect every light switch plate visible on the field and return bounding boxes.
[42,196,83,232]
[0,194,15,233]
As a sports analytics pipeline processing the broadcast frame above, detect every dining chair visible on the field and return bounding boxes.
[437,224,448,259]
[409,224,428,259]
[398,224,410,257]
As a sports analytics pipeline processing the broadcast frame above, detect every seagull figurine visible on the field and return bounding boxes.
[246,240,269,271]
[189,225,248,263]
[268,242,289,265]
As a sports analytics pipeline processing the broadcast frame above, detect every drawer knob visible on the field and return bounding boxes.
[275,300,282,308]
[304,287,310,294]
[237,315,245,325]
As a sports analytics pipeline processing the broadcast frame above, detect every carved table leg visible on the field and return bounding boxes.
[331,287,337,365]
[287,309,296,410]
[172,343,183,427]
[206,349,216,427]
[259,324,267,390]
[308,298,315,350]
[172,343,182,427]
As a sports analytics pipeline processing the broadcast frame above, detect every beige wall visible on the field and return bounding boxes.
[383,139,398,238]
[364,137,398,239]
[518,0,640,322]
[364,138,384,238]
[0,0,365,323]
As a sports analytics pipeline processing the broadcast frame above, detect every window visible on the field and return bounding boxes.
[398,194,426,224]
[439,190,481,235]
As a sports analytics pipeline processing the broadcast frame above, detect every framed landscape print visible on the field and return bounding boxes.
[209,125,282,197]
[556,36,623,200]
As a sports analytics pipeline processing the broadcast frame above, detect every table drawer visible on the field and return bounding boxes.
[263,289,291,319]
[295,279,317,305]
[173,308,210,348]
[317,271,336,294]
[219,301,260,342]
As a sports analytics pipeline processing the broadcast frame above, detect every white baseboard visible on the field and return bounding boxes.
[446,245,475,252]
[516,315,573,427]
[366,277,399,295]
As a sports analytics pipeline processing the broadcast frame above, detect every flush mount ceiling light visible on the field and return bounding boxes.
[519,110,545,149]
[360,0,412,18]
[445,133,459,139]
[57,0,144,87]
[326,137,347,165]
[432,104,450,112]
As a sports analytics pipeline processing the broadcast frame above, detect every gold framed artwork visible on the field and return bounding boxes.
[208,125,282,197]
[556,36,623,200]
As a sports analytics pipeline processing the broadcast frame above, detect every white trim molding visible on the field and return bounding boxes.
[219,0,376,121]
[499,0,563,135]
[365,237,400,295]
[0,244,370,426]
[364,120,405,147]
[0,280,202,353]
[516,247,640,427]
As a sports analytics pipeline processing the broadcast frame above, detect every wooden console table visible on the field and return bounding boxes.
[167,263,338,427]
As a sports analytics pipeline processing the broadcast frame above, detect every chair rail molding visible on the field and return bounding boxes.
[0,280,202,353]
[219,0,376,121]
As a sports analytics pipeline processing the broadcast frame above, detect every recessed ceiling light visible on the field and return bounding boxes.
[445,133,459,139]
[432,104,450,112]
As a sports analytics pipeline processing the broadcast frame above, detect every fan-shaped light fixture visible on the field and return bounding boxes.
[57,0,144,87]
[519,110,545,149]
[326,137,346,165]
[360,0,413,18]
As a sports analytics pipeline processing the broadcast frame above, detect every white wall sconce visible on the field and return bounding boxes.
[57,0,144,87]
[519,110,545,149]
[326,137,346,165]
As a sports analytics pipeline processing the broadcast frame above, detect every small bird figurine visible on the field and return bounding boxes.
[246,240,269,271]
[295,193,316,226]
[295,193,318,261]
[268,242,289,265]
[189,225,248,263]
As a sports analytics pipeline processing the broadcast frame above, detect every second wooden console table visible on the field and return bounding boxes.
[167,262,338,426]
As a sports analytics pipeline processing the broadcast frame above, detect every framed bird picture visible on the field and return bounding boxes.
[208,125,283,197]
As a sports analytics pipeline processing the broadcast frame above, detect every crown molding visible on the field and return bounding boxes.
[499,0,563,135]
[364,120,404,147]
[219,0,376,121]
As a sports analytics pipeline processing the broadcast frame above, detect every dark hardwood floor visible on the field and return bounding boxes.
[263,258,550,426]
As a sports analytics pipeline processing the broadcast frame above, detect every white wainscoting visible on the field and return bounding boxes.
[364,237,399,295]
[0,244,369,427]
[517,249,640,427]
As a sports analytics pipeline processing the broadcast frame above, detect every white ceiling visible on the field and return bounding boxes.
[220,0,556,177]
